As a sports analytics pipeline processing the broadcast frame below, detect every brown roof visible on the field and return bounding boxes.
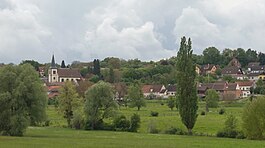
[248,62,260,67]
[236,81,254,87]
[166,85,176,92]
[142,85,164,93]
[221,66,243,75]
[58,68,81,78]
[227,83,237,91]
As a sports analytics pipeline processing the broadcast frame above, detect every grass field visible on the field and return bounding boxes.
[46,99,246,135]
[2,99,262,148]
[1,127,265,148]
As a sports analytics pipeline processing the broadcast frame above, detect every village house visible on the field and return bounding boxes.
[197,82,242,100]
[165,84,177,98]
[247,62,264,74]
[38,66,45,77]
[200,64,218,75]
[236,81,254,98]
[48,55,82,83]
[221,66,245,80]
[142,85,166,99]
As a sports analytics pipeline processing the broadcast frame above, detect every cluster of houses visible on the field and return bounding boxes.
[0,55,262,101]
[35,56,263,101]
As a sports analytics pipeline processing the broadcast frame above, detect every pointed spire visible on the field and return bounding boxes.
[51,54,56,68]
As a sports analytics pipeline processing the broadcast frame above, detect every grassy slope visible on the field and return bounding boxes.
[1,127,265,148]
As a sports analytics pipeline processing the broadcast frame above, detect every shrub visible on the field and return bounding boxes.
[150,111,159,117]
[148,121,160,134]
[219,108,225,115]
[113,115,130,131]
[129,114,140,132]
[216,114,240,138]
[164,127,186,135]
[200,111,206,116]
[242,97,265,140]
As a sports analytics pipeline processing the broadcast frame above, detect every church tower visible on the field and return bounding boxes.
[48,54,59,83]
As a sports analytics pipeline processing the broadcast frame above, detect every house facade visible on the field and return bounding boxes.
[236,81,254,98]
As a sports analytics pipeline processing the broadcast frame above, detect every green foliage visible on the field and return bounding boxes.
[72,109,85,130]
[58,81,80,128]
[93,59,101,77]
[217,114,240,138]
[20,60,40,71]
[150,111,159,117]
[219,108,225,115]
[167,96,175,110]
[0,64,47,136]
[127,84,146,111]
[254,79,265,94]
[176,37,198,134]
[222,75,237,83]
[164,127,187,135]
[205,89,219,112]
[84,81,117,130]
[89,75,100,83]
[113,115,130,131]
[242,97,265,140]
[203,47,221,65]
[129,113,140,132]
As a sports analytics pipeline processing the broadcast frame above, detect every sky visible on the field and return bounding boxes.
[0,0,265,64]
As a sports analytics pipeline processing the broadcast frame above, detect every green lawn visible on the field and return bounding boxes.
[46,100,246,135]
[1,127,265,148]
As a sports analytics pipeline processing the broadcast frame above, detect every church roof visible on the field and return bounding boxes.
[58,68,81,78]
[51,54,56,68]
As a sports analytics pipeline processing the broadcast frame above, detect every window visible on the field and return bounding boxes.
[71,79,74,81]
[53,70,56,74]
[61,79,64,82]
[53,77,55,80]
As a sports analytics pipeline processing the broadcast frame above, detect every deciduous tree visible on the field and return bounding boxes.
[58,81,80,128]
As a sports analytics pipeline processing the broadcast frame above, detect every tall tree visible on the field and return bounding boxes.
[203,47,221,65]
[84,81,117,130]
[58,81,80,128]
[93,59,101,77]
[128,84,146,111]
[61,60,66,68]
[0,64,47,136]
[176,37,198,135]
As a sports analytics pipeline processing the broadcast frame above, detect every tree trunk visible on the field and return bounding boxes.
[188,128,192,135]
[206,104,209,112]
[67,118,71,128]
[137,106,140,111]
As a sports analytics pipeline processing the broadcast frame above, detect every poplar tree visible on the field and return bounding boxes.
[176,37,198,135]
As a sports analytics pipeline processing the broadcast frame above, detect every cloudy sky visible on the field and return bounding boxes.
[1,0,265,64]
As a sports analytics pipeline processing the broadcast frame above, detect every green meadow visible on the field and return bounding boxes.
[1,99,264,148]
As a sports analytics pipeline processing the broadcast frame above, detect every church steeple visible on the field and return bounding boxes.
[51,54,56,68]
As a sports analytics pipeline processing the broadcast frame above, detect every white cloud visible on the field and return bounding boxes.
[0,0,265,63]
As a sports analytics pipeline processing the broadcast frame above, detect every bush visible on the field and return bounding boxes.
[164,127,186,135]
[219,108,225,115]
[148,121,160,134]
[150,111,159,117]
[200,111,206,116]
[242,97,265,140]
[113,115,130,131]
[216,114,240,138]
[129,114,140,132]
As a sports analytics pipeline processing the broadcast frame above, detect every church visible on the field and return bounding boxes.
[48,55,81,83]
